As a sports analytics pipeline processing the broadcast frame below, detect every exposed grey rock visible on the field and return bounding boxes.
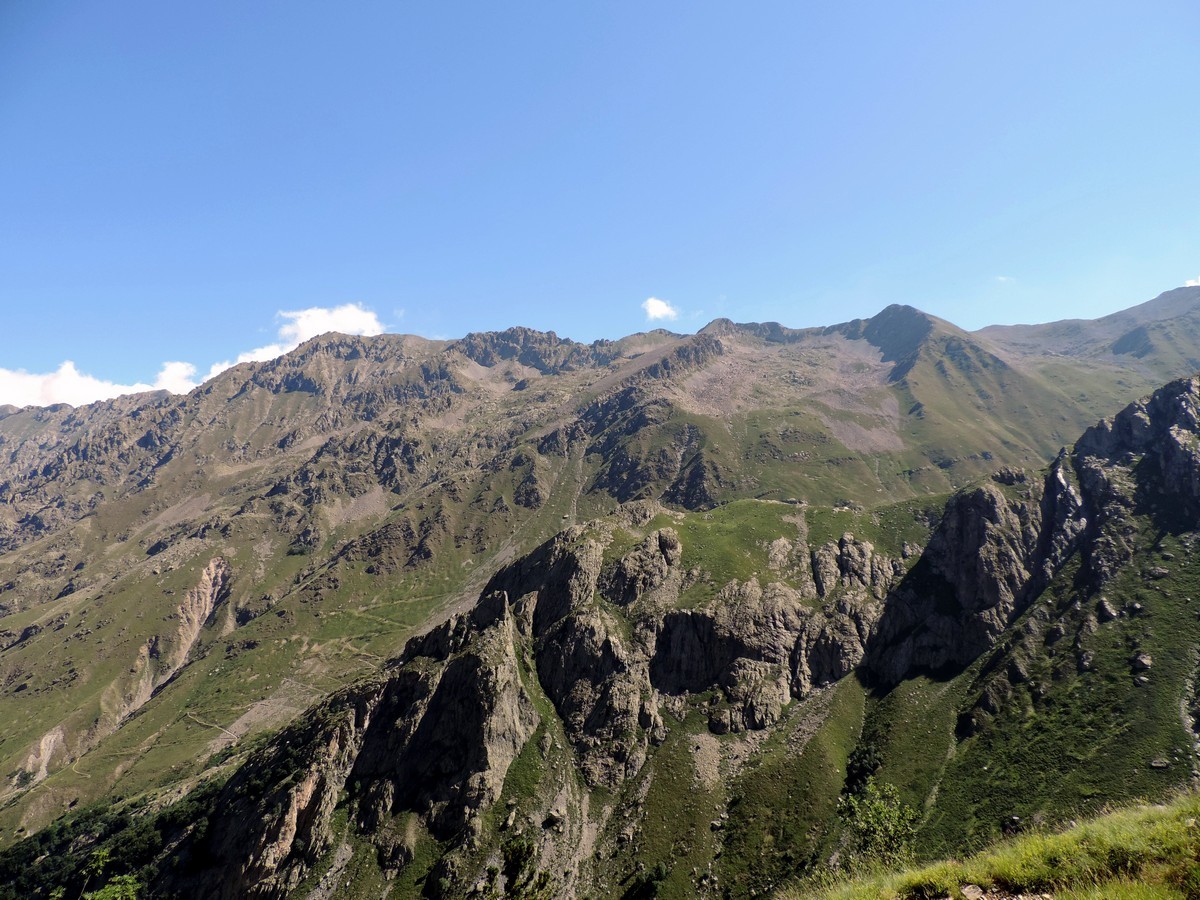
[811,533,900,601]
[601,529,682,606]
[992,466,1027,486]
[163,591,537,899]
[867,469,1080,684]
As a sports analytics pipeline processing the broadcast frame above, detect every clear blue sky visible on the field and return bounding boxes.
[2,1,1198,400]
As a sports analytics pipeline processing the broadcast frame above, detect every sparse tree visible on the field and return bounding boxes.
[837,777,919,871]
[79,848,110,898]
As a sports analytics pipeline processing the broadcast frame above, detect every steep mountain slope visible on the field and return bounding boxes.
[9,372,1200,899]
[867,372,1200,857]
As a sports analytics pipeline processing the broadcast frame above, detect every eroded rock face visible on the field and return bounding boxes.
[1072,376,1200,585]
[536,604,651,785]
[490,522,900,766]
[164,592,537,900]
[811,533,903,601]
[866,465,1081,684]
[601,529,682,605]
[867,377,1200,686]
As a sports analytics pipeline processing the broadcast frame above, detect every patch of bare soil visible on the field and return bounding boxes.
[147,493,213,530]
[675,351,768,418]
[675,334,898,421]
[691,733,722,789]
[455,358,539,395]
[324,486,392,529]
[784,685,836,755]
[958,888,1052,900]
[204,677,328,754]
[819,415,905,453]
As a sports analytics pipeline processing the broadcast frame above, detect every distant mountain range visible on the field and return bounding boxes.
[2,285,1200,899]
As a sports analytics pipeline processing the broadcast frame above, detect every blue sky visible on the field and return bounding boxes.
[1,1,1198,405]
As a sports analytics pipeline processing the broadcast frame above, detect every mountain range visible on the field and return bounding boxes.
[2,286,1200,898]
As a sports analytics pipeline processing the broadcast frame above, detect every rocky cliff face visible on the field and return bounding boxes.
[154,502,914,897]
[865,464,1080,684]
[164,590,537,899]
[867,376,1200,687]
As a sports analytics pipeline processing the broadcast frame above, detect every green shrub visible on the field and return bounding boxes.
[837,778,919,871]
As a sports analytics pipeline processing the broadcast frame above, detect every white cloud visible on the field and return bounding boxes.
[1186,276,1200,287]
[641,297,679,322]
[153,361,199,394]
[0,360,198,408]
[0,302,386,409]
[204,302,385,380]
[278,303,385,345]
[995,275,1015,284]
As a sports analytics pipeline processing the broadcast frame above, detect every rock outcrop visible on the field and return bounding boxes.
[156,509,913,896]
[868,376,1200,686]
[164,591,537,899]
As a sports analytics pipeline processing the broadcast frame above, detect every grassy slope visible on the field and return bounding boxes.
[781,791,1200,900]
[912,522,1199,858]
[0,414,593,843]
[717,678,867,897]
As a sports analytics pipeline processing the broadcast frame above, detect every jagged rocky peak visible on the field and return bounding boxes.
[832,303,934,352]
[696,318,808,343]
[448,325,620,373]
[239,331,459,398]
[832,304,1005,383]
[1075,374,1200,502]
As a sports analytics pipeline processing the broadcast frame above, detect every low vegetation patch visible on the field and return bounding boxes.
[781,791,1200,900]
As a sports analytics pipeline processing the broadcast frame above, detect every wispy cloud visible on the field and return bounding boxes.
[995,275,1016,284]
[641,297,679,322]
[0,302,386,409]
[1186,275,1200,287]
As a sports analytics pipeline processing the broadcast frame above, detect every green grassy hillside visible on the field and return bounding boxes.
[782,791,1200,900]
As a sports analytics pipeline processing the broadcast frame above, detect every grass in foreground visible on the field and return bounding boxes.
[779,792,1200,900]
